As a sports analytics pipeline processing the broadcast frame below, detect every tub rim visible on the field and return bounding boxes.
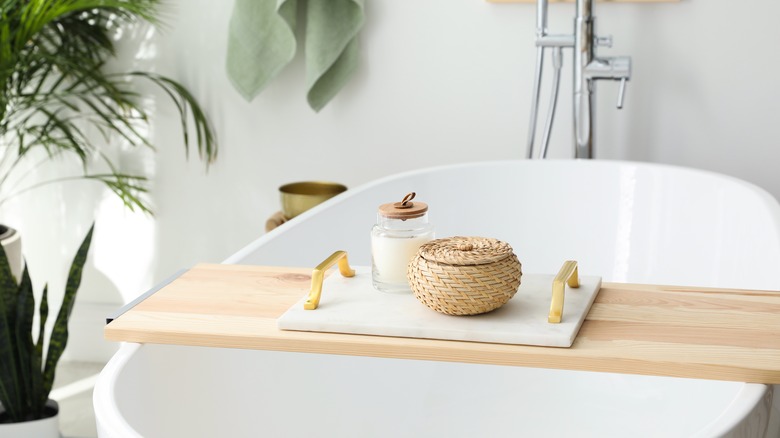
[94,342,144,438]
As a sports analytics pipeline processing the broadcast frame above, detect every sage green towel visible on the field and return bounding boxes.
[226,0,365,112]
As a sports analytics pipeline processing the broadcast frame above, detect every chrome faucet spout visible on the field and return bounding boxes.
[573,0,594,158]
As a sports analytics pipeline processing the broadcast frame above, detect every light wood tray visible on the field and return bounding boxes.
[104,264,780,384]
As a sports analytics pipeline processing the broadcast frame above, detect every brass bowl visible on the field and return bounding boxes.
[279,181,347,219]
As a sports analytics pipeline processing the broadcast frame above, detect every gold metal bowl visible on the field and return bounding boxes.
[279,181,347,219]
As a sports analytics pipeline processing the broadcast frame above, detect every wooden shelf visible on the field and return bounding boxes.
[105,264,780,384]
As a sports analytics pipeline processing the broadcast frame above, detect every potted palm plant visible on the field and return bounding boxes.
[0,0,217,255]
[0,0,218,434]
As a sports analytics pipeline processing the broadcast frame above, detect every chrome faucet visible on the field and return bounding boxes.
[526,0,631,159]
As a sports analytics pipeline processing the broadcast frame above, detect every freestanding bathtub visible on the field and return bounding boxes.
[95,160,780,437]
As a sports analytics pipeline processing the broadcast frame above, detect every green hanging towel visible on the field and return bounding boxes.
[226,0,297,101]
[226,0,365,112]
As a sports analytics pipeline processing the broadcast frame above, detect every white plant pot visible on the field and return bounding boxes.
[0,225,23,281]
[0,400,60,438]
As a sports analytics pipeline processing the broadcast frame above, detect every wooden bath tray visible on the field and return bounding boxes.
[104,263,780,384]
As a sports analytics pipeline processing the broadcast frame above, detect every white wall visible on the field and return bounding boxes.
[4,0,780,359]
[140,0,779,284]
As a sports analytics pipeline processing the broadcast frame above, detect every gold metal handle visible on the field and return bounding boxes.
[548,260,580,323]
[304,251,356,310]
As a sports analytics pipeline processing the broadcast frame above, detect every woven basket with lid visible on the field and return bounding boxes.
[407,236,522,316]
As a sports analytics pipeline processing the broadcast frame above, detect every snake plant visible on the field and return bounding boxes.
[0,0,217,213]
[0,224,93,422]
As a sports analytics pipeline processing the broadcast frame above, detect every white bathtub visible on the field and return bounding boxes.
[95,160,780,437]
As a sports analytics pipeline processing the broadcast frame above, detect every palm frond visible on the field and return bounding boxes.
[129,72,218,165]
[1,0,218,213]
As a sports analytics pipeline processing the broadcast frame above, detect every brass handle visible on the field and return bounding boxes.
[304,251,356,310]
[548,260,580,323]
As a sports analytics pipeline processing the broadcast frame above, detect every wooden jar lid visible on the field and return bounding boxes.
[417,236,515,266]
[378,192,428,219]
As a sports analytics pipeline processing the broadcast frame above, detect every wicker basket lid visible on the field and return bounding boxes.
[417,236,515,266]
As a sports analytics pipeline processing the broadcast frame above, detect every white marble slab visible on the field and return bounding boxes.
[277,267,601,348]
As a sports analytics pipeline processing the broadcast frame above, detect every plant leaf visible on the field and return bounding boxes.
[41,224,94,403]
[0,234,18,326]
[0,243,21,420]
[14,265,35,417]
[31,284,48,417]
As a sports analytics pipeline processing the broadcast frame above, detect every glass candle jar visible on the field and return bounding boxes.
[371,193,435,293]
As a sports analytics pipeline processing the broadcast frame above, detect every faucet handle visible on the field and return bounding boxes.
[595,35,613,48]
[584,56,631,109]
[617,78,628,109]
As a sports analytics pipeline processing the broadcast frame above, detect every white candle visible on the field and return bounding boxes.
[371,233,434,285]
